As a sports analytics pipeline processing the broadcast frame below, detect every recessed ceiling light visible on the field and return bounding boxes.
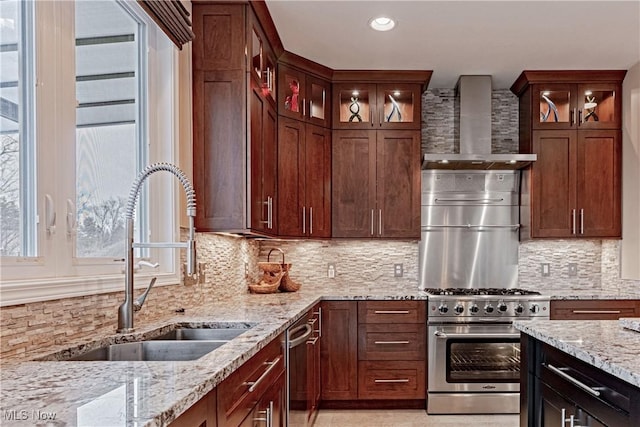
[369,16,396,32]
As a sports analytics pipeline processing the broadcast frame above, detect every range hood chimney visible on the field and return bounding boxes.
[422,75,536,170]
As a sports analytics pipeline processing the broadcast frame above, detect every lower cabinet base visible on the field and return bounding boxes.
[319,399,426,410]
[427,392,519,414]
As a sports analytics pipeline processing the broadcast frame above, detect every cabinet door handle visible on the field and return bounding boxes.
[561,408,575,427]
[370,110,373,127]
[570,108,576,126]
[302,206,306,234]
[374,340,410,345]
[571,209,576,235]
[371,209,375,235]
[310,206,313,235]
[578,109,583,125]
[571,310,621,314]
[374,310,410,314]
[303,97,306,117]
[378,209,382,235]
[580,209,584,235]
[244,355,282,392]
[374,379,410,383]
[268,197,273,229]
[544,363,601,397]
[314,307,322,337]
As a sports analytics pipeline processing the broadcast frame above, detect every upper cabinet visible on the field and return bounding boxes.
[511,71,626,138]
[331,71,430,239]
[192,3,278,235]
[332,81,422,130]
[277,62,331,128]
[511,70,626,239]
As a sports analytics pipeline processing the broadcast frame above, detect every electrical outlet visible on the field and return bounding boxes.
[394,263,404,277]
[541,263,550,277]
[327,263,336,278]
[568,263,578,276]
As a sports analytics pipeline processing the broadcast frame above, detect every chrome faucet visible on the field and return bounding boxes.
[117,162,197,333]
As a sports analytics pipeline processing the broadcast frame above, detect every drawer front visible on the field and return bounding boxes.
[358,323,425,361]
[550,300,640,320]
[358,301,426,324]
[358,360,426,399]
[217,334,285,427]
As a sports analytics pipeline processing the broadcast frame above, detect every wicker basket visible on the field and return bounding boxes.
[254,248,301,293]
[249,261,284,294]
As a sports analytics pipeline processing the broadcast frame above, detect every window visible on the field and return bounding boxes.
[0,0,184,305]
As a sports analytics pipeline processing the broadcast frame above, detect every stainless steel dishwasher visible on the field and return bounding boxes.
[286,307,321,427]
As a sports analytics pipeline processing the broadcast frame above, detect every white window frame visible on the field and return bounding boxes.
[0,0,186,306]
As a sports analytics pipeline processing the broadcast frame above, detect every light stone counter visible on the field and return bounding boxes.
[514,319,640,389]
[0,287,428,427]
[620,317,640,332]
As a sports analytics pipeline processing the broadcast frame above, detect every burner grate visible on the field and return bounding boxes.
[424,287,541,296]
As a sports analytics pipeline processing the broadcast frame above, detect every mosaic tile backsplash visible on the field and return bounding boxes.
[2,87,638,361]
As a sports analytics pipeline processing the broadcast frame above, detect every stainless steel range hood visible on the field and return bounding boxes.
[422,75,536,170]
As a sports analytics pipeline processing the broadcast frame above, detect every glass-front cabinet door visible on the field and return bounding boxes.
[532,83,621,130]
[576,83,621,130]
[278,64,306,122]
[532,84,575,130]
[377,84,421,129]
[333,83,376,129]
[333,83,421,130]
[306,75,330,128]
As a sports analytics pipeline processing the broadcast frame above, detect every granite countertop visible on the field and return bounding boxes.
[514,319,640,389]
[0,287,428,427]
[620,317,640,332]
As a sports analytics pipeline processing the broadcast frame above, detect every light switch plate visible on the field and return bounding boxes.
[394,263,403,277]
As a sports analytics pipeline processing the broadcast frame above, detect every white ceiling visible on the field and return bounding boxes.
[265,0,640,89]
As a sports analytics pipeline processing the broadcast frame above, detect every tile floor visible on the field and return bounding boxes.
[314,409,519,426]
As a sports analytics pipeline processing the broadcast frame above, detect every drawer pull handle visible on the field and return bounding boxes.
[571,310,621,314]
[374,310,410,314]
[374,379,410,383]
[374,340,410,345]
[245,355,282,393]
[544,363,601,397]
[306,336,319,345]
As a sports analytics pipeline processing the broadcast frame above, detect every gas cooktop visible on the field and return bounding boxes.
[423,288,541,296]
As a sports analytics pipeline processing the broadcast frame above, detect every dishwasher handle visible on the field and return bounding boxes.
[288,323,313,348]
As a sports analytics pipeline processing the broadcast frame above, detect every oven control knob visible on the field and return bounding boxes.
[530,304,540,314]
[454,304,464,315]
[497,302,508,313]
[515,304,524,314]
[438,304,449,314]
[469,304,479,314]
[484,304,494,313]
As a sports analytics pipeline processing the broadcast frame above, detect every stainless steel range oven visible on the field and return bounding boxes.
[425,288,550,414]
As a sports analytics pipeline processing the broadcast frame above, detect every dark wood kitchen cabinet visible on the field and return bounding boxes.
[332,129,421,238]
[511,71,626,239]
[320,301,358,401]
[278,61,331,128]
[332,79,423,130]
[357,301,426,401]
[331,72,428,239]
[550,299,640,320]
[169,389,217,427]
[521,335,640,427]
[217,333,285,427]
[192,3,277,235]
[278,117,331,238]
[321,300,426,407]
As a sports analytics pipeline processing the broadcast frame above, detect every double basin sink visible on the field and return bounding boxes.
[61,325,252,362]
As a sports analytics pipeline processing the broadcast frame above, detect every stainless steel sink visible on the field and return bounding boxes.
[50,324,254,362]
[151,327,249,341]
[67,340,227,361]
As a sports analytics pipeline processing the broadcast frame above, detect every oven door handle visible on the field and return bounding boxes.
[288,323,313,348]
[433,331,520,339]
